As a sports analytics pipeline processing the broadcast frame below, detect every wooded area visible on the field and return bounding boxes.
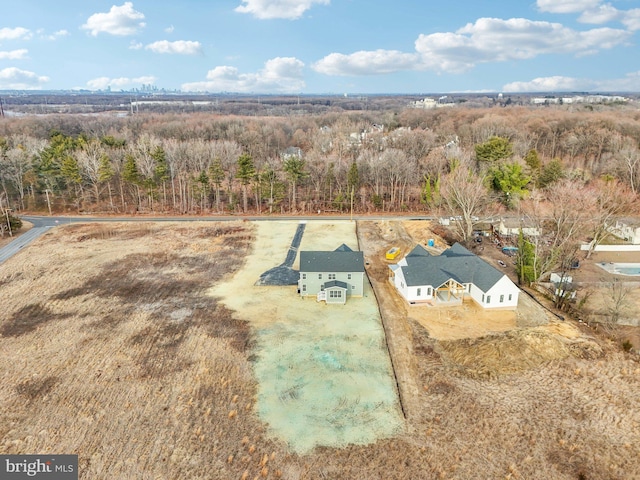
[1,104,639,257]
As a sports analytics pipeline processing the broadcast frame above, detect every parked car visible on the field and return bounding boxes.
[497,260,507,268]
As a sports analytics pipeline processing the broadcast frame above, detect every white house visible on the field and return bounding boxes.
[389,243,520,310]
[298,244,365,305]
[497,218,540,238]
[608,219,640,245]
[281,146,303,160]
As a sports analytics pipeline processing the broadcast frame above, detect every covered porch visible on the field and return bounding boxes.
[434,279,465,306]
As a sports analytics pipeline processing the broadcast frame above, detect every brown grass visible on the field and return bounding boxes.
[1,220,639,479]
[0,222,295,479]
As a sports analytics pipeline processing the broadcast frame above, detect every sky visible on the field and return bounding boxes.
[1,0,639,94]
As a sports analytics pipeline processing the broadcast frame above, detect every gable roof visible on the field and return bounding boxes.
[406,244,431,258]
[299,248,364,273]
[400,243,504,292]
[323,280,348,290]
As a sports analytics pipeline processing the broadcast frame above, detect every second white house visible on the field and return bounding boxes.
[389,243,519,309]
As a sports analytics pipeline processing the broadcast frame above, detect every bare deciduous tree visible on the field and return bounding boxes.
[441,165,492,242]
[603,278,633,324]
[521,180,595,282]
[585,178,634,258]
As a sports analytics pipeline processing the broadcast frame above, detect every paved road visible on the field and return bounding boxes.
[0,214,435,267]
[0,225,55,265]
[21,214,435,226]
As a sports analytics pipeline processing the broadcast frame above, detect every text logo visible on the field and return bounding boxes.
[1,455,78,479]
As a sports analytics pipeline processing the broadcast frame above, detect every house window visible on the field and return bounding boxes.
[302,273,306,280]
[486,296,491,304]
[329,290,342,298]
[482,294,485,303]
[500,295,504,303]
[328,273,336,280]
[347,274,352,280]
[352,285,355,290]
[302,284,306,292]
[318,274,322,279]
[417,288,421,296]
[508,294,512,301]
[427,287,432,296]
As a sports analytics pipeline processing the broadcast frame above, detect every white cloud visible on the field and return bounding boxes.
[536,0,601,14]
[235,0,330,20]
[314,17,631,76]
[537,0,640,30]
[129,41,143,50]
[145,40,202,55]
[503,72,640,92]
[165,25,175,34]
[182,57,305,93]
[81,2,145,36]
[503,76,587,92]
[86,75,156,90]
[50,30,70,40]
[577,4,620,24]
[622,9,640,31]
[39,29,70,41]
[0,27,32,41]
[313,50,419,76]
[0,49,28,60]
[0,67,48,89]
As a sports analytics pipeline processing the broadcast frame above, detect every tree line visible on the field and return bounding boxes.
[1,105,639,280]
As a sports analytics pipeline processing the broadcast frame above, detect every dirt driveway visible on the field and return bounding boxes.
[210,220,404,453]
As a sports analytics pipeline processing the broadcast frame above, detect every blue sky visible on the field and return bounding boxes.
[1,0,639,93]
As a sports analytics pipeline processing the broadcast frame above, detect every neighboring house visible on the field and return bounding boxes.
[298,244,365,304]
[496,218,540,238]
[550,273,577,301]
[608,219,640,244]
[389,243,519,309]
[281,146,303,160]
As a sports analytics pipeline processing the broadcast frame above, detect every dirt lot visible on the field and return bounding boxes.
[210,220,403,454]
[358,219,640,479]
[1,219,639,479]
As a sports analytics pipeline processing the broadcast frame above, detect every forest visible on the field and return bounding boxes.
[1,102,639,282]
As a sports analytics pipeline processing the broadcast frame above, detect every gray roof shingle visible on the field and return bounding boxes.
[299,248,364,273]
[400,243,504,292]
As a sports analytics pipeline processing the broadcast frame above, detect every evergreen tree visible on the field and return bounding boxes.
[209,157,225,212]
[538,159,564,188]
[283,156,306,211]
[236,153,256,213]
[475,136,513,163]
[122,154,141,185]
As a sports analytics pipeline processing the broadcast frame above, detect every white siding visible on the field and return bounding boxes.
[483,275,519,309]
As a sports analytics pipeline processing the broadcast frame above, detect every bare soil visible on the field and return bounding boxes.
[1,220,639,479]
[209,220,403,454]
[358,219,640,479]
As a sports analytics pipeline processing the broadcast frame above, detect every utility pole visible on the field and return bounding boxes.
[45,189,52,216]
[5,208,12,237]
[350,186,354,222]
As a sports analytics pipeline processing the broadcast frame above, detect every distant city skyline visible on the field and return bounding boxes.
[1,0,639,94]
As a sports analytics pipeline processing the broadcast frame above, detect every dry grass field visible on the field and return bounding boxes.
[1,219,639,479]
